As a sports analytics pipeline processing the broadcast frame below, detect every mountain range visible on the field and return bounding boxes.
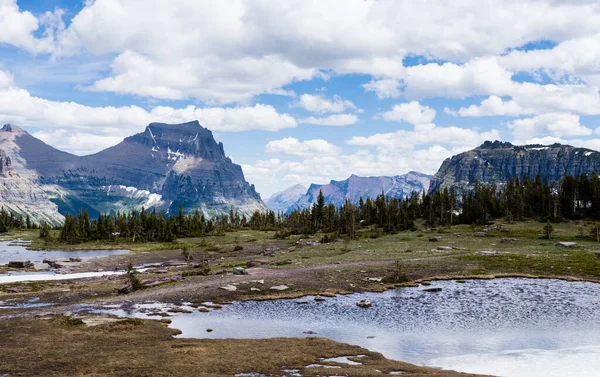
[0,121,266,224]
[266,172,432,213]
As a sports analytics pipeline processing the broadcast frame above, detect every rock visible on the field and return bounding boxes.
[474,232,486,237]
[6,286,26,293]
[356,299,372,308]
[296,300,310,305]
[141,275,183,288]
[500,238,517,244]
[232,267,248,275]
[32,263,50,271]
[367,277,382,282]
[117,286,130,294]
[250,287,261,291]
[423,287,443,293]
[198,308,210,313]
[206,328,213,332]
[556,241,577,248]
[429,236,442,242]
[246,260,271,268]
[250,279,264,284]
[303,330,317,334]
[7,260,32,268]
[160,318,172,324]
[314,296,326,302]
[220,285,237,292]
[43,258,65,268]
[269,285,289,291]
[479,250,499,255]
[436,246,453,251]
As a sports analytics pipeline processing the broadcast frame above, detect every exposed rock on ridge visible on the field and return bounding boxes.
[429,140,600,195]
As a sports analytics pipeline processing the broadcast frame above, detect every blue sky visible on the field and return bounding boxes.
[2,0,600,197]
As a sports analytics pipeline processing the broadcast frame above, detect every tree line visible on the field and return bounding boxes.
[19,170,600,244]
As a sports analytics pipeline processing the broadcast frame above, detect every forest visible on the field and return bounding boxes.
[17,171,600,244]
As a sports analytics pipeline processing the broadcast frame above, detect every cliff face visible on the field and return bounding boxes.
[289,172,431,212]
[0,121,267,224]
[428,140,600,194]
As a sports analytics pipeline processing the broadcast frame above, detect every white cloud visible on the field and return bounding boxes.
[0,0,61,53]
[508,113,592,140]
[295,94,357,113]
[0,70,13,88]
[299,114,358,126]
[362,79,402,99]
[347,123,500,151]
[381,101,436,125]
[0,69,298,154]
[499,34,600,86]
[44,0,600,103]
[265,138,341,157]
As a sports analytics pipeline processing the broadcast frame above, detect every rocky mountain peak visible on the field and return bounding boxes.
[1,124,25,133]
[132,121,226,162]
[479,140,514,149]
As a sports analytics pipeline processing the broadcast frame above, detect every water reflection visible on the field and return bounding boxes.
[100,278,600,377]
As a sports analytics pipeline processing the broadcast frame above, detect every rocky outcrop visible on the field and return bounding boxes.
[291,172,431,212]
[429,140,600,195]
[0,121,267,223]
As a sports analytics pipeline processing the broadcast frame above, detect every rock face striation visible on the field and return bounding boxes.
[429,140,600,195]
[272,172,431,213]
[0,121,267,224]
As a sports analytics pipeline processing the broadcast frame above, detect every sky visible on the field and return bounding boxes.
[2,1,600,198]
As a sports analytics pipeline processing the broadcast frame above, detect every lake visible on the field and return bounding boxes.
[101,278,600,377]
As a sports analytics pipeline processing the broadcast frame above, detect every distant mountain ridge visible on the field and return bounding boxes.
[265,184,307,213]
[0,121,267,224]
[429,140,600,195]
[268,172,431,213]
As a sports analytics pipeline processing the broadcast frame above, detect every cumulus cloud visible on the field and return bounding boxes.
[40,0,600,103]
[299,114,358,126]
[0,69,298,154]
[362,79,402,99]
[265,138,341,157]
[0,0,61,53]
[381,101,436,125]
[508,113,593,140]
[295,94,357,113]
[347,123,500,151]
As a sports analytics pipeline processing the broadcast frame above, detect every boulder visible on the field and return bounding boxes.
[428,236,442,242]
[7,260,32,268]
[220,285,237,292]
[423,287,443,293]
[479,250,499,255]
[33,263,51,271]
[232,267,248,275]
[269,285,289,291]
[356,299,372,308]
[500,238,517,244]
[474,232,486,237]
[437,246,453,251]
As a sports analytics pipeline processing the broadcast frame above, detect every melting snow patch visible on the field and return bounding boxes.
[585,151,594,156]
[320,356,364,365]
[305,364,342,369]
